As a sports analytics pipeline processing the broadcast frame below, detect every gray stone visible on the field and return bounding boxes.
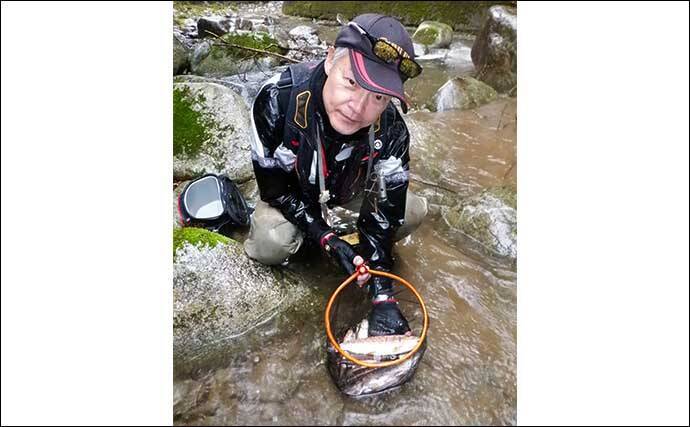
[197,16,231,38]
[173,35,190,75]
[237,17,253,31]
[190,41,212,68]
[413,42,428,57]
[288,25,317,38]
[433,76,497,112]
[254,23,269,33]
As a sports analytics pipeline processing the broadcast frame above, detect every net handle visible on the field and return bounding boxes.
[324,269,429,368]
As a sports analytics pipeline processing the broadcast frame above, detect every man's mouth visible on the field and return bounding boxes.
[339,111,358,124]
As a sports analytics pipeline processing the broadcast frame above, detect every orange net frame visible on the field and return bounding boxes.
[324,269,429,368]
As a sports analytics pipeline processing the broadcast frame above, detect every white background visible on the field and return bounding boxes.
[1,1,688,425]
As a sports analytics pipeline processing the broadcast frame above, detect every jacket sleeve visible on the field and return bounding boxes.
[250,79,331,241]
[357,111,410,272]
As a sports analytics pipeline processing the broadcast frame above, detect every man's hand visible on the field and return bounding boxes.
[368,299,411,336]
[320,232,370,285]
[353,256,371,286]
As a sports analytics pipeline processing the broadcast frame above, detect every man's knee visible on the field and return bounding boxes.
[243,201,304,265]
[394,191,428,241]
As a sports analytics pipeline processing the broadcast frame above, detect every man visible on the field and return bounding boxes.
[244,14,427,336]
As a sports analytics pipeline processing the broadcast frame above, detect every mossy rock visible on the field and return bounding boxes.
[173,85,215,159]
[432,76,497,112]
[173,237,313,363]
[218,32,287,60]
[173,227,230,257]
[412,21,453,48]
[442,185,517,259]
[191,32,286,77]
[173,82,253,182]
[282,1,514,32]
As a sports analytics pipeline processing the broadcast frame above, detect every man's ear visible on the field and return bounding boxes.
[324,46,335,76]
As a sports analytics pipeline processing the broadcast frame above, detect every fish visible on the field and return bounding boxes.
[339,334,419,357]
[326,318,426,397]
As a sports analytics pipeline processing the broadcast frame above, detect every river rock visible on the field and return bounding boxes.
[441,186,516,259]
[412,21,454,49]
[173,237,288,359]
[173,35,190,75]
[197,16,231,38]
[471,5,517,93]
[432,76,497,112]
[286,25,326,61]
[236,17,254,31]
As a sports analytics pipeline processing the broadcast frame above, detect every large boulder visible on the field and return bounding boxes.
[173,232,294,359]
[412,21,454,49]
[432,76,497,112]
[441,186,516,259]
[471,5,517,93]
[173,82,253,182]
[190,32,287,77]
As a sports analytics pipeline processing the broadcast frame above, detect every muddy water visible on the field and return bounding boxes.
[408,98,517,200]
[173,222,516,425]
[174,6,516,425]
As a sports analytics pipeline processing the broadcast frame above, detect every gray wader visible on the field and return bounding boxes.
[244,191,428,265]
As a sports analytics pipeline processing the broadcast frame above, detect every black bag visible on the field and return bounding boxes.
[177,173,250,234]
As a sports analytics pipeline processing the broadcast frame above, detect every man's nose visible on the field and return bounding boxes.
[349,91,370,116]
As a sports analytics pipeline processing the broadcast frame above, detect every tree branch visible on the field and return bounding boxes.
[410,177,458,194]
[207,31,300,63]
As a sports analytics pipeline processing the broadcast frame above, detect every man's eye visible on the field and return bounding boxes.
[375,95,383,101]
[347,78,355,86]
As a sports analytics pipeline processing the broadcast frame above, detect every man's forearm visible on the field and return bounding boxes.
[267,193,331,241]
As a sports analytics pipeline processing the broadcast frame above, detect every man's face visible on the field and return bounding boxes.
[322,49,392,135]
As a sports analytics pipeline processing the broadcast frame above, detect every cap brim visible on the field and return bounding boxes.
[349,49,409,113]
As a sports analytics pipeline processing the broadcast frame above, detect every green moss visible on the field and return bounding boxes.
[282,1,513,31]
[486,185,516,210]
[452,76,498,110]
[412,27,437,45]
[462,211,494,248]
[445,204,493,248]
[213,32,286,60]
[173,86,216,158]
[173,227,230,256]
[174,301,225,330]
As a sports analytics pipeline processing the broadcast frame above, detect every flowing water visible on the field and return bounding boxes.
[174,6,516,425]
